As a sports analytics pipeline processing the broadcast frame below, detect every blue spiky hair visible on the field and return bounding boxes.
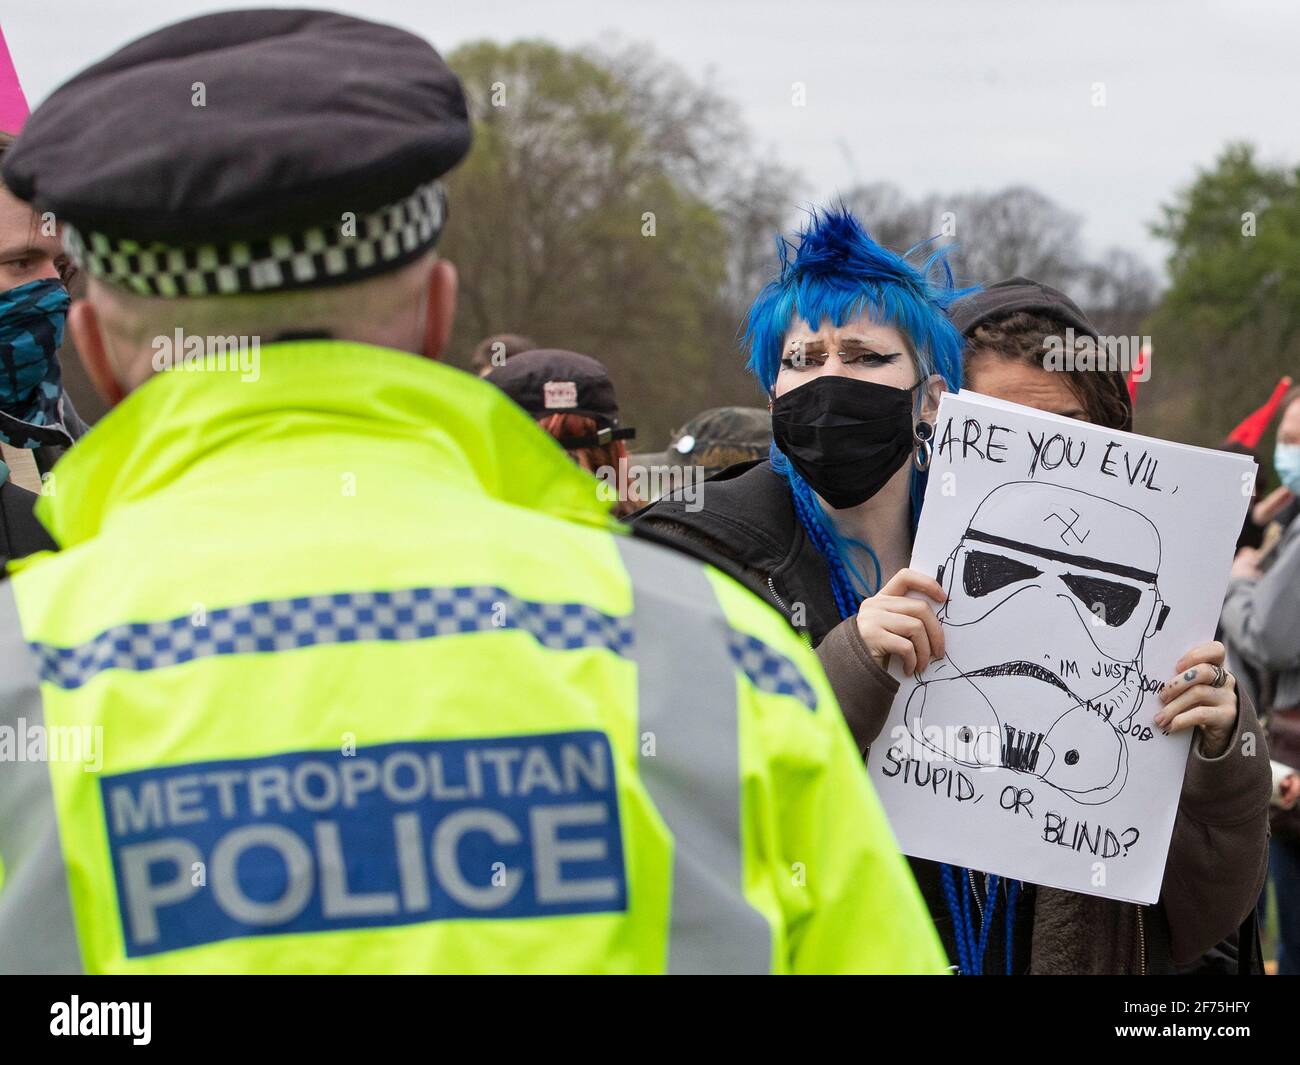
[744,204,977,611]
[744,203,972,391]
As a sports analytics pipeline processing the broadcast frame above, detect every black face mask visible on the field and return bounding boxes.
[771,375,917,509]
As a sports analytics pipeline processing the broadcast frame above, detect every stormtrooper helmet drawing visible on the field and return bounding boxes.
[904,481,1169,804]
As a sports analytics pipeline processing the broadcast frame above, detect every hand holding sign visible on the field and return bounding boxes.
[1156,641,1237,757]
[865,391,1255,904]
[855,568,947,676]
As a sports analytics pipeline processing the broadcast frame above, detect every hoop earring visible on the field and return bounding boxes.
[913,420,933,471]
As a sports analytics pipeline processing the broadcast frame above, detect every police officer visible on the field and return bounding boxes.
[0,131,85,563]
[0,9,943,974]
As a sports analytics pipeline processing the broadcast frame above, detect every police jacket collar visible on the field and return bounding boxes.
[34,340,617,549]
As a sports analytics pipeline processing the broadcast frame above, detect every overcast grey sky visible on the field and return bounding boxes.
[8,0,1299,276]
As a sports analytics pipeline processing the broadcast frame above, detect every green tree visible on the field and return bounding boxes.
[1147,143,1300,446]
[440,40,795,447]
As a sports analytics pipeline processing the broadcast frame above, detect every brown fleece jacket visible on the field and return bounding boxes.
[817,616,1273,973]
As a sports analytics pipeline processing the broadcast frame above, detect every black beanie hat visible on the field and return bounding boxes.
[947,276,1100,341]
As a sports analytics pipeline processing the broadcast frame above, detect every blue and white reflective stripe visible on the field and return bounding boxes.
[30,586,633,690]
[29,583,819,710]
[728,630,816,711]
[616,535,774,974]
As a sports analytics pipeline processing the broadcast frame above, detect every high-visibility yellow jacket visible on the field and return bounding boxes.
[0,341,945,974]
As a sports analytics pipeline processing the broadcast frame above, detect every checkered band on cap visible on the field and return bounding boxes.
[63,181,448,298]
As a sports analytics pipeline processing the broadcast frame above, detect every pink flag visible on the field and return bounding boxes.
[0,23,29,134]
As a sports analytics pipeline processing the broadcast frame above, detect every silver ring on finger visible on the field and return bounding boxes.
[1210,664,1227,689]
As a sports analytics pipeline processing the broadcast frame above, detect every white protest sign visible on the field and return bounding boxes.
[865,390,1256,904]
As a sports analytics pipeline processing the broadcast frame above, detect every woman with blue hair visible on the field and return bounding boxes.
[637,204,1018,972]
[642,207,1269,976]
[639,203,969,725]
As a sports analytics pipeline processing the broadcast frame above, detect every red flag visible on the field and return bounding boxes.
[1227,375,1293,450]
[1126,342,1151,404]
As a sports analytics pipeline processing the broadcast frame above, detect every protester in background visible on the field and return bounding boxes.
[1267,759,1300,975]
[1252,482,1300,539]
[1203,378,1295,972]
[486,347,643,518]
[1201,381,1294,758]
[954,276,1132,431]
[468,331,535,376]
[0,131,85,563]
[948,277,1271,974]
[1220,377,1294,551]
[1221,384,1300,976]
[629,406,771,503]
[642,226,1269,972]
[659,406,772,478]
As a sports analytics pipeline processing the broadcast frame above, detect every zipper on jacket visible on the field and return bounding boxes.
[767,575,814,647]
[1136,907,1147,975]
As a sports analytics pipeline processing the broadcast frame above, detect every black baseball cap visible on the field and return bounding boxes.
[486,349,635,449]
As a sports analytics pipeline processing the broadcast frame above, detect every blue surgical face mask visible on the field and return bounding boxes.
[1275,442,1300,495]
[0,277,72,449]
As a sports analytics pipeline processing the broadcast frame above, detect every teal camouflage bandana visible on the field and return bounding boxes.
[0,277,75,449]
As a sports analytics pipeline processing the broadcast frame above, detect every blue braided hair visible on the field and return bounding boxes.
[744,203,972,600]
[745,206,1023,974]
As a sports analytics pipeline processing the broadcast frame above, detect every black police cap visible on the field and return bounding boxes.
[3,9,472,297]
